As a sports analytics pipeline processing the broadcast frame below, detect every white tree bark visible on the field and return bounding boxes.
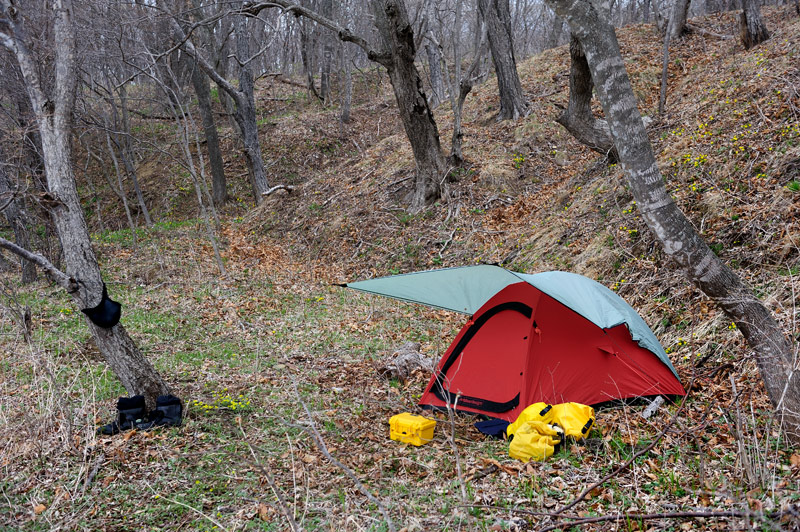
[543,0,800,443]
[0,0,170,406]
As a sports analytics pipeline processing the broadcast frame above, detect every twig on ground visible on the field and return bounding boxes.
[290,379,396,532]
[144,481,230,531]
[552,372,696,517]
[538,507,797,532]
[80,452,105,497]
[237,418,303,532]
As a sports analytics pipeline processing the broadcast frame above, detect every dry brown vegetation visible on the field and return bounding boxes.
[1,7,800,531]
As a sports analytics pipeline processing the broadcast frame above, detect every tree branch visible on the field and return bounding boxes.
[0,237,77,292]
[242,1,382,61]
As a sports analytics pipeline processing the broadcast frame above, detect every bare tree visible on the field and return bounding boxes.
[246,0,449,210]
[186,1,228,205]
[739,0,770,49]
[666,0,690,40]
[543,0,800,443]
[555,35,616,160]
[479,0,528,120]
[168,5,271,202]
[0,0,170,406]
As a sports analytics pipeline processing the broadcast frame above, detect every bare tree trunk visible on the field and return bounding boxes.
[446,0,487,164]
[739,0,770,49]
[425,43,447,108]
[117,84,153,227]
[191,65,228,205]
[667,0,691,40]
[103,117,139,243]
[0,0,170,406]
[246,0,448,209]
[0,159,37,283]
[169,8,270,203]
[556,35,617,160]
[340,42,353,123]
[544,0,800,443]
[370,0,448,210]
[320,0,334,103]
[478,0,528,120]
[233,13,270,200]
[658,27,671,115]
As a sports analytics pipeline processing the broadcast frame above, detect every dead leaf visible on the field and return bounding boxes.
[257,502,269,521]
[33,504,46,515]
[790,453,800,468]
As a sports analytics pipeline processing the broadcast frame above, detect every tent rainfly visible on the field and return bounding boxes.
[345,265,685,422]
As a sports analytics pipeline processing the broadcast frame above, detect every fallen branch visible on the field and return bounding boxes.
[262,184,295,196]
[80,452,105,497]
[552,372,696,517]
[538,507,798,532]
[237,418,302,532]
[291,380,396,532]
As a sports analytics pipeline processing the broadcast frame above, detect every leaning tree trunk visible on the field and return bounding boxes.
[0,156,37,283]
[1,0,170,406]
[478,0,528,120]
[739,0,770,49]
[191,64,228,205]
[370,0,448,211]
[543,0,800,443]
[556,35,617,161]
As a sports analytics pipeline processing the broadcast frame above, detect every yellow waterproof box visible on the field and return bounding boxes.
[389,413,436,446]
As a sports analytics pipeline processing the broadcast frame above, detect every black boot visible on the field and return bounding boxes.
[137,395,183,430]
[97,395,147,435]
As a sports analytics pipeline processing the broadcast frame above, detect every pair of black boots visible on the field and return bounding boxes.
[98,394,182,435]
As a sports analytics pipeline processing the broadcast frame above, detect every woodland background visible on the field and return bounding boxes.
[1,0,799,530]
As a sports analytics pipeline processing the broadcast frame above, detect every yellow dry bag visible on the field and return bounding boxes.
[550,402,595,439]
[508,421,563,462]
[506,402,554,438]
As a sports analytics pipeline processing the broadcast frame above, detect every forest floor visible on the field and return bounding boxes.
[2,6,800,532]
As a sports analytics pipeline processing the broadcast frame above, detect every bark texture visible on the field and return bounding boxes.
[556,36,617,160]
[478,0,528,120]
[666,0,690,40]
[0,0,170,406]
[370,0,448,210]
[543,0,800,443]
[191,65,228,205]
[739,0,770,49]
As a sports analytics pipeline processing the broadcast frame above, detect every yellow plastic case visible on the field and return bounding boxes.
[389,413,436,446]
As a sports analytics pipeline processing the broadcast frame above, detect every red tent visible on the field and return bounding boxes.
[346,266,685,421]
[418,282,685,421]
